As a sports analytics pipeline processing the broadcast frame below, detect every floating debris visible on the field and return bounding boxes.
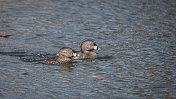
[160,22,169,24]
[0,33,11,37]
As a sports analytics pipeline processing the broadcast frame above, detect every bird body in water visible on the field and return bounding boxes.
[73,40,100,59]
[44,47,77,64]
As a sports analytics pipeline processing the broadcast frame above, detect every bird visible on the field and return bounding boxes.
[44,47,77,64]
[73,40,100,59]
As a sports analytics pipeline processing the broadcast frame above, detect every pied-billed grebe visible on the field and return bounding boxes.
[44,47,77,64]
[73,40,100,59]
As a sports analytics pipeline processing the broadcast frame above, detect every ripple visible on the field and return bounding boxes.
[0,0,175,98]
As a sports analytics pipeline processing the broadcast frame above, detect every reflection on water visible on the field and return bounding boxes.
[0,0,3,10]
[0,51,26,57]
[0,0,176,98]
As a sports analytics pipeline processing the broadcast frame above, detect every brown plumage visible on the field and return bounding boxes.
[44,47,77,64]
[73,40,100,59]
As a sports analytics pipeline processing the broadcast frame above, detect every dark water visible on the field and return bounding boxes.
[0,0,176,98]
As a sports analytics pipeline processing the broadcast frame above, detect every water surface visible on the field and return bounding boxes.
[0,0,176,98]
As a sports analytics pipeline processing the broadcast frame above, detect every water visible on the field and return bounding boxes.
[0,0,176,98]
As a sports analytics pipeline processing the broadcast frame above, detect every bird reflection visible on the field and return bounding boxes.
[55,62,75,72]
